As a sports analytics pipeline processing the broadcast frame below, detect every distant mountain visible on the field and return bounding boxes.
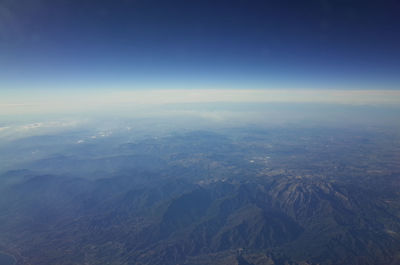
[0,129,399,265]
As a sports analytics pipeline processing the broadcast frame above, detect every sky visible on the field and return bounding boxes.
[1,0,400,111]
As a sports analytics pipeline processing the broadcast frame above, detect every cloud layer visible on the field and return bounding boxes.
[1,89,400,115]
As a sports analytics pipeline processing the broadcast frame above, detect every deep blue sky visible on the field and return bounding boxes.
[1,0,400,91]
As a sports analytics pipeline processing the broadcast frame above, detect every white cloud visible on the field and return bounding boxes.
[103,89,400,105]
[1,89,400,115]
[0,120,82,141]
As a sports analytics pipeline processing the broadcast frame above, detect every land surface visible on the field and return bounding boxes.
[0,125,399,265]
